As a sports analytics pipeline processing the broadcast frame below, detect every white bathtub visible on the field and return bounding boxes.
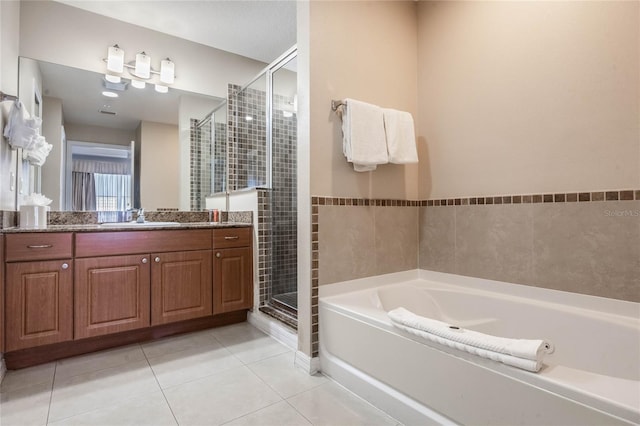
[319,270,640,425]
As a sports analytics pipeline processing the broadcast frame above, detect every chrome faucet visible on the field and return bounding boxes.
[136,208,145,223]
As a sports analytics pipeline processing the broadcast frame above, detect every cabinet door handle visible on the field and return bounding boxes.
[27,244,53,249]
[155,257,161,263]
[216,252,221,258]
[224,236,239,240]
[61,263,69,270]
[141,257,148,264]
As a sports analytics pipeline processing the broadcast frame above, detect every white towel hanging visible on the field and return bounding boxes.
[383,108,418,164]
[342,98,388,172]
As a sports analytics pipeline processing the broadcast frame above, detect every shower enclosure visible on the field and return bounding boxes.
[192,47,298,327]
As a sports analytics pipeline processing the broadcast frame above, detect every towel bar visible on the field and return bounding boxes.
[0,91,18,102]
[331,99,346,111]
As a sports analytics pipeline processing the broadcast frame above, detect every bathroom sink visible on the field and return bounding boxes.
[100,221,181,228]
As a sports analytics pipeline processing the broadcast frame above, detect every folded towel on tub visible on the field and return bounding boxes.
[341,98,388,172]
[388,307,553,373]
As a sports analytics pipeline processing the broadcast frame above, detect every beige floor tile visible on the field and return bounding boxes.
[163,365,282,426]
[47,391,177,426]
[1,362,56,393]
[48,359,160,423]
[287,381,398,426]
[55,344,146,380]
[211,323,290,364]
[0,381,52,426]
[248,351,327,398]
[142,329,220,359]
[148,342,243,388]
[223,400,311,426]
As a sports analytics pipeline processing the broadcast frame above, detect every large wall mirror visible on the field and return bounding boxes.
[18,56,223,212]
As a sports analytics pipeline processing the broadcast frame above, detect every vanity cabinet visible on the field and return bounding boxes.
[213,228,253,313]
[75,230,214,336]
[4,233,74,351]
[75,254,151,339]
[151,249,212,325]
[3,226,252,367]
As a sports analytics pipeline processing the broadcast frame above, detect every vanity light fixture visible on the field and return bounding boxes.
[106,45,124,73]
[134,52,151,79]
[160,59,175,84]
[103,45,176,93]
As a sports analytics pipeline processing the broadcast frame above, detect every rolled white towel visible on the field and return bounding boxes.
[388,307,553,372]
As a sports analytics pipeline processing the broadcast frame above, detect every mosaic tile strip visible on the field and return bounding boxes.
[423,189,640,207]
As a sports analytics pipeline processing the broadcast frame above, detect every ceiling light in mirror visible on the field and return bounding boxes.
[102,91,118,98]
[105,74,121,83]
[131,79,145,89]
[155,84,168,94]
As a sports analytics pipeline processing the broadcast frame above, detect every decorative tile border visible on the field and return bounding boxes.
[424,189,640,207]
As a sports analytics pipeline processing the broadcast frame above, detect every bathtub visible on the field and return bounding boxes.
[319,270,640,426]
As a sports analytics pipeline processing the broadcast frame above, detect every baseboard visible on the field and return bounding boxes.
[294,350,320,374]
[247,310,297,350]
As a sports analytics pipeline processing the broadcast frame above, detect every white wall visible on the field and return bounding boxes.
[65,123,136,147]
[417,1,640,198]
[308,1,420,200]
[140,121,179,211]
[41,96,64,210]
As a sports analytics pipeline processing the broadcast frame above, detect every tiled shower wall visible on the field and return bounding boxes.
[189,119,212,211]
[190,118,227,210]
[228,84,267,191]
[229,84,298,304]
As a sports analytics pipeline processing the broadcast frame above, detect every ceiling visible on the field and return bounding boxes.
[54,0,297,64]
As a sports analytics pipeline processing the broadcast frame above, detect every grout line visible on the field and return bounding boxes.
[140,342,181,426]
[44,363,57,425]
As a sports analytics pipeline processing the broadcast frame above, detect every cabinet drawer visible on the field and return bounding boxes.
[76,229,212,257]
[5,233,73,262]
[213,227,252,248]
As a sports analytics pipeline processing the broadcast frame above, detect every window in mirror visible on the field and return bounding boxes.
[66,140,133,211]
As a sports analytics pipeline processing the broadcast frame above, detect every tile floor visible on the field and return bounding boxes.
[1,322,400,426]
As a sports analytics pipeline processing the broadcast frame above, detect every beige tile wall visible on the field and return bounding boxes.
[318,205,418,285]
[419,200,640,302]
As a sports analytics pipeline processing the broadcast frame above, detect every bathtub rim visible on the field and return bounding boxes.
[319,269,640,321]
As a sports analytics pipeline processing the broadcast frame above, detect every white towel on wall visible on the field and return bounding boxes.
[388,307,553,373]
[342,98,388,172]
[3,100,42,150]
[383,108,418,164]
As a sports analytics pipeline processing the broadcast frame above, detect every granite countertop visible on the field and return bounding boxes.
[1,222,252,233]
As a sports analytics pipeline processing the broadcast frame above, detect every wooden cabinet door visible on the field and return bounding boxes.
[213,247,253,313]
[151,250,212,325]
[5,259,73,351]
[75,255,151,339]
